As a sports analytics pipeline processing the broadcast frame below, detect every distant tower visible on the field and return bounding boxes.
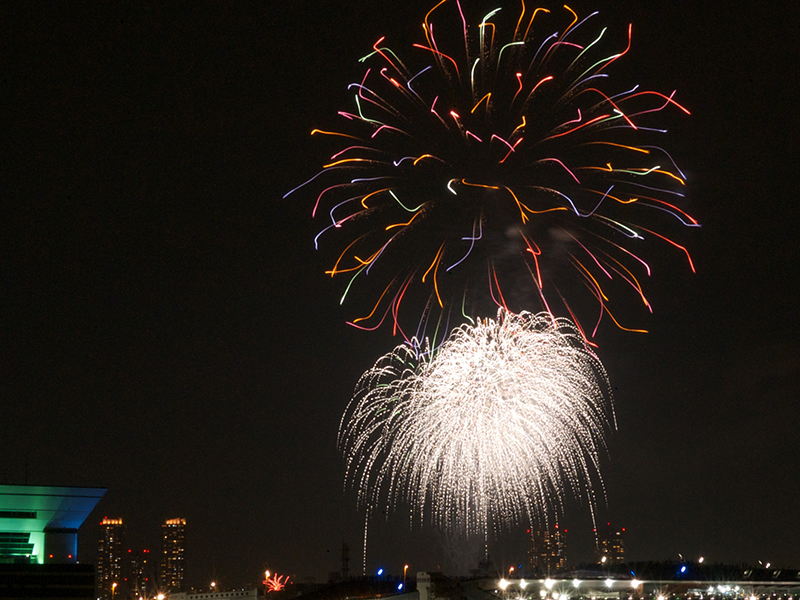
[341,541,350,580]
[159,518,186,593]
[528,523,567,576]
[97,518,125,600]
[595,522,625,564]
[127,548,151,598]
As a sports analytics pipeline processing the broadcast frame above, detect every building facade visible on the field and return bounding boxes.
[0,484,105,565]
[170,589,258,600]
[97,517,125,600]
[595,522,625,564]
[126,547,152,598]
[159,518,186,593]
[528,523,567,575]
[0,485,105,600]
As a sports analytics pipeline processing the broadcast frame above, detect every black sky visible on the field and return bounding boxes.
[2,0,798,589]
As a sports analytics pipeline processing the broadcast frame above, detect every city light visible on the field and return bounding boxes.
[545,579,555,590]
[605,579,614,588]
[573,580,581,589]
[499,579,510,591]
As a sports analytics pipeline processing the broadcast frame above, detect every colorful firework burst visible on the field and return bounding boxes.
[286,1,697,342]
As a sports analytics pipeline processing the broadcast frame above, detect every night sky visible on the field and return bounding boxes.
[2,0,798,590]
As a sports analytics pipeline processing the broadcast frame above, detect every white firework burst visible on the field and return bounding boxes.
[338,309,614,536]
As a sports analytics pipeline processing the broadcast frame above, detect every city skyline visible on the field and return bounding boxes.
[3,0,797,588]
[94,515,186,598]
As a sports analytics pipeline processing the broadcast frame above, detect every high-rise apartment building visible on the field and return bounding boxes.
[528,523,567,576]
[158,518,186,593]
[97,518,125,600]
[126,548,151,598]
[595,522,625,564]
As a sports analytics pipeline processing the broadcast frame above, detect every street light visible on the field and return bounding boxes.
[112,582,117,599]
[631,579,642,596]
[404,565,409,588]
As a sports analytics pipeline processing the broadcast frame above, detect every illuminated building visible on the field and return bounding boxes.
[595,522,625,564]
[127,548,151,599]
[170,590,258,600]
[0,484,105,600]
[527,523,567,575]
[0,484,105,565]
[97,518,124,600]
[159,518,186,592]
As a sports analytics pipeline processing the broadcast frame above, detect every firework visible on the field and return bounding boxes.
[286,1,697,341]
[263,572,290,592]
[338,309,613,536]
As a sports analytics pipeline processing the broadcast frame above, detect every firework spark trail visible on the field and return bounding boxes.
[286,2,697,341]
[263,572,290,593]
[338,309,614,538]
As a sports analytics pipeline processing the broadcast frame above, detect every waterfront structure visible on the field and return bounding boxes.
[159,517,186,592]
[170,589,258,600]
[528,524,567,575]
[478,575,800,600]
[0,484,105,600]
[0,484,106,565]
[97,517,124,600]
[595,522,625,564]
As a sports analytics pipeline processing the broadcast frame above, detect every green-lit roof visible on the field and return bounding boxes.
[0,484,106,532]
